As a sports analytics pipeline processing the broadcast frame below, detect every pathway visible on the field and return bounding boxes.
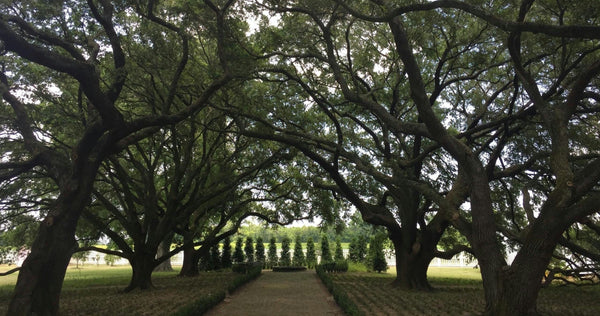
[205,270,344,316]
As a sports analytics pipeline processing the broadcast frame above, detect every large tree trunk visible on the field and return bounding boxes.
[124,252,157,292]
[389,230,434,291]
[154,234,174,272]
[178,244,200,277]
[464,163,508,314]
[489,214,567,315]
[7,182,93,316]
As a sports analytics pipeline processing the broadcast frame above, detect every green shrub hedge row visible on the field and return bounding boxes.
[272,266,307,272]
[319,260,349,273]
[316,264,362,316]
[172,265,262,316]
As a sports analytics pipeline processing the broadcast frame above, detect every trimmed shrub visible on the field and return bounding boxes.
[255,237,265,268]
[368,233,388,273]
[306,237,317,269]
[279,236,291,266]
[172,291,226,316]
[292,235,305,266]
[320,235,332,264]
[348,235,368,263]
[318,260,348,273]
[272,266,307,272]
[334,238,345,261]
[244,236,254,263]
[231,262,259,274]
[209,244,221,270]
[316,265,363,316]
[221,236,232,268]
[174,266,262,316]
[267,237,278,268]
[233,237,245,263]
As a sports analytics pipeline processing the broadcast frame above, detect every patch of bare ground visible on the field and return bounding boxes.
[205,270,344,316]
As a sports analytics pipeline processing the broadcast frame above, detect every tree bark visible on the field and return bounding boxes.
[7,184,92,316]
[388,229,435,291]
[178,247,199,277]
[154,234,174,272]
[124,252,157,292]
[489,214,567,315]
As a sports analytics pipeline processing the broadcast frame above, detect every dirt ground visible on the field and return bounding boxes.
[205,270,344,316]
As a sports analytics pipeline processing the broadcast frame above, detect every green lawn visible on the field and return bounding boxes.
[0,264,239,315]
[329,267,600,315]
[3,265,597,315]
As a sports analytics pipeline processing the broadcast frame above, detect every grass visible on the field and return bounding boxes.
[326,267,600,316]
[0,264,247,315]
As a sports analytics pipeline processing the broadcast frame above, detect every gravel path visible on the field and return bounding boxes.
[205,270,344,316]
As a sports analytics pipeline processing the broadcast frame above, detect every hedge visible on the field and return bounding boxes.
[315,264,363,316]
[172,265,262,316]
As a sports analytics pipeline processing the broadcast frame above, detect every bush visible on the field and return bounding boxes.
[231,262,262,274]
[244,237,254,262]
[272,266,307,272]
[174,266,262,316]
[320,235,332,264]
[316,265,363,316]
[267,237,278,269]
[292,235,305,266]
[233,237,245,263]
[172,292,226,316]
[279,236,291,266]
[255,237,265,268]
[335,260,349,272]
[367,233,388,273]
[318,260,348,273]
[334,238,345,261]
[305,237,317,269]
[221,236,232,268]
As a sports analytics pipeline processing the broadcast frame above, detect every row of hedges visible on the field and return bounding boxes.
[172,265,262,316]
[316,264,362,316]
[319,260,349,273]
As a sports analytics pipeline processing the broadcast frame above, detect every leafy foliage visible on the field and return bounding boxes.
[320,235,332,264]
[221,237,232,268]
[244,237,254,263]
[305,237,317,269]
[279,236,291,266]
[368,233,388,273]
[254,237,265,268]
[292,235,306,266]
[233,237,245,264]
[267,237,278,269]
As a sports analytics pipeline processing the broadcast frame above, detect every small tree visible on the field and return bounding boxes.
[368,233,388,273]
[292,235,305,266]
[279,236,291,266]
[244,236,254,262]
[221,236,232,268]
[72,251,89,268]
[267,237,278,268]
[255,237,266,268]
[233,237,245,263]
[104,254,118,266]
[349,235,368,263]
[306,237,317,269]
[334,238,345,262]
[320,235,332,264]
[210,244,221,270]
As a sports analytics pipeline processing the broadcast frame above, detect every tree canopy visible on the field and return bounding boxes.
[1,1,599,315]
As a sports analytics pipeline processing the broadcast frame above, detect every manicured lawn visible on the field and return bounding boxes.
[0,264,240,315]
[328,267,600,315]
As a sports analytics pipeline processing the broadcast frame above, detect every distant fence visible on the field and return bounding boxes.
[67,249,477,268]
